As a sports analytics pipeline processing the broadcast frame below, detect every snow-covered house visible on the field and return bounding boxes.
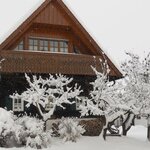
[0,0,122,117]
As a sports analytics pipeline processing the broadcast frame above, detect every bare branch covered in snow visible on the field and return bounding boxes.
[11,74,82,121]
[79,60,125,139]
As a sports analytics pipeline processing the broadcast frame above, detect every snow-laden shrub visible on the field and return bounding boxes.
[58,118,85,142]
[16,116,44,137]
[0,108,15,136]
[26,131,51,149]
[16,116,51,149]
[0,108,21,147]
[0,108,51,148]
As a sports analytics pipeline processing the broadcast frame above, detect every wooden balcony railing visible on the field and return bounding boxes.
[0,50,117,76]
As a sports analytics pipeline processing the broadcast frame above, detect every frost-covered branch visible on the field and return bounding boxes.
[121,52,150,116]
[120,52,150,136]
[11,74,82,121]
[79,59,125,139]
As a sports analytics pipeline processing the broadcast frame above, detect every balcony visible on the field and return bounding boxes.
[0,50,118,76]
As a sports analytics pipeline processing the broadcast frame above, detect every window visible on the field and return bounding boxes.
[50,40,59,52]
[28,37,69,53]
[13,99,24,112]
[14,41,24,50]
[45,97,54,111]
[39,40,48,51]
[29,39,38,51]
[76,96,85,110]
[60,41,68,53]
[73,45,81,54]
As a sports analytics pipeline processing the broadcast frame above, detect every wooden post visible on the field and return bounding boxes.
[147,115,150,141]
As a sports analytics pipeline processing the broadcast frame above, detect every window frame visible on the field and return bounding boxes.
[39,39,49,51]
[29,38,38,51]
[50,40,59,52]
[45,97,54,111]
[14,40,24,50]
[59,41,68,53]
[76,96,85,110]
[28,37,69,53]
[13,98,24,112]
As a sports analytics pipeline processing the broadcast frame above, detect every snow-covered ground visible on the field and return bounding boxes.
[0,125,149,150]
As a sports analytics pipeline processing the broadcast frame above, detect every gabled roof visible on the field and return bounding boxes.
[0,0,122,77]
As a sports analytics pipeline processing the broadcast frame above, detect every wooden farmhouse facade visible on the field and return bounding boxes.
[0,0,122,117]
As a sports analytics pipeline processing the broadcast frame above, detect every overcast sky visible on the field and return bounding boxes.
[0,0,150,66]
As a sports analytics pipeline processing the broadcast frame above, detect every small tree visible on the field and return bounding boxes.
[11,74,82,121]
[120,52,150,137]
[80,59,125,140]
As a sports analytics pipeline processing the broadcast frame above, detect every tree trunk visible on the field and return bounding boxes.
[122,124,127,136]
[122,111,135,136]
[102,119,120,140]
[103,128,107,140]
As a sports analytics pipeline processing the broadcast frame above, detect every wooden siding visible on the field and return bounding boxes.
[0,50,117,76]
[34,1,69,26]
[9,24,93,55]
[0,0,122,78]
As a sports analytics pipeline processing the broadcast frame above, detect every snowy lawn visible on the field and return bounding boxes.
[0,125,149,150]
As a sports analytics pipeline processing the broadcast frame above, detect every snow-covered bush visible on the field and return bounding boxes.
[0,108,51,148]
[58,118,85,142]
[16,116,51,149]
[11,74,82,121]
[0,108,15,136]
[16,116,44,138]
[25,131,51,149]
[0,108,22,147]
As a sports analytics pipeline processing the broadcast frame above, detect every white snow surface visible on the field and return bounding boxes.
[0,108,149,149]
[0,125,149,150]
[0,108,13,123]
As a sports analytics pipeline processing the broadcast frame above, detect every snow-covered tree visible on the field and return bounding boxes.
[120,52,150,137]
[79,59,125,139]
[81,52,150,139]
[11,74,82,121]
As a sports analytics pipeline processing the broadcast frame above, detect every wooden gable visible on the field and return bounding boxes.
[0,0,122,78]
[0,0,100,55]
[34,1,69,26]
